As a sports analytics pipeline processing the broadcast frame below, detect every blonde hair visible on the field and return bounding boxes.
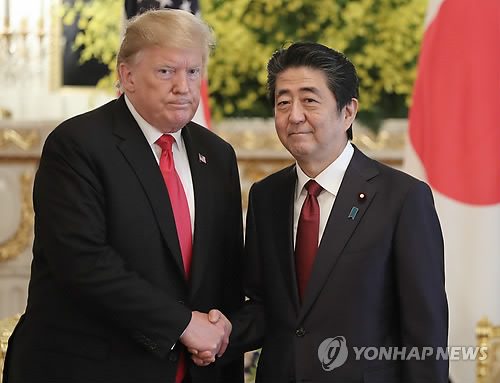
[116,8,215,89]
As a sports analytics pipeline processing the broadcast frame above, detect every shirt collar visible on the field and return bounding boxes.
[295,141,354,200]
[125,94,183,147]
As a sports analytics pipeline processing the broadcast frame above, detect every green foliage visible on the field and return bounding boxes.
[61,0,121,91]
[245,350,260,383]
[62,0,428,126]
[201,0,428,127]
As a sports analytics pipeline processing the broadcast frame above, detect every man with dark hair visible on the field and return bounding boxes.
[194,41,449,382]
[3,9,243,383]
[266,42,359,141]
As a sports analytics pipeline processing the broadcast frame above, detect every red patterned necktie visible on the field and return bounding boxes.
[295,180,323,303]
[156,134,192,383]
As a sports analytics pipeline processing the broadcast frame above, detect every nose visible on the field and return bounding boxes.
[172,71,188,94]
[289,102,305,124]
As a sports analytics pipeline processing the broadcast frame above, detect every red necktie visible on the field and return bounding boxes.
[156,134,192,383]
[295,180,323,303]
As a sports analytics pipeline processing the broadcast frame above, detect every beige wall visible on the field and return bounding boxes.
[0,121,54,319]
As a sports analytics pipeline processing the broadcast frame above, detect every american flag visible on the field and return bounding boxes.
[124,0,211,130]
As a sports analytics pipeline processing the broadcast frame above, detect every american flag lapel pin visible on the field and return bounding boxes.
[198,153,206,164]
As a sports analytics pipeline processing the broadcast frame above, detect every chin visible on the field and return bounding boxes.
[288,142,312,156]
[165,115,194,130]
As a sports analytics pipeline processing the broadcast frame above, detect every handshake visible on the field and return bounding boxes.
[179,309,232,367]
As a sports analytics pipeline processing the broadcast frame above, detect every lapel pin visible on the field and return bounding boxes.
[358,193,366,202]
[348,206,359,220]
[198,153,206,164]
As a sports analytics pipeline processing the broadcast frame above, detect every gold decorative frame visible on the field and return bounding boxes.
[214,118,407,211]
[476,316,500,383]
[238,159,293,209]
[0,172,35,262]
[49,0,111,93]
[0,130,39,151]
[0,313,22,383]
[0,108,12,120]
[215,118,407,160]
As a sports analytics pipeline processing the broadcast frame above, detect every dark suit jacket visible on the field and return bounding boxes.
[229,146,448,382]
[3,96,244,383]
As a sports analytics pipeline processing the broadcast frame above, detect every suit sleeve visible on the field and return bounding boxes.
[221,144,245,317]
[393,181,449,382]
[217,143,246,382]
[225,184,267,358]
[33,128,191,358]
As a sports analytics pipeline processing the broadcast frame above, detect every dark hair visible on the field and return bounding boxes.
[267,41,359,140]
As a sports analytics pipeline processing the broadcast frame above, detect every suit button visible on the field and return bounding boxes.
[178,301,185,305]
[169,352,178,362]
[296,327,306,337]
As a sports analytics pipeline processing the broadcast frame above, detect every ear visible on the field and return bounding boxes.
[118,62,135,93]
[343,98,359,131]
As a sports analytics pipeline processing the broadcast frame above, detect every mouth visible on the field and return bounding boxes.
[169,102,191,109]
[289,131,311,137]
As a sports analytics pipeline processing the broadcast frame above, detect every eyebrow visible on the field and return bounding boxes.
[157,62,202,69]
[157,63,176,69]
[276,86,322,98]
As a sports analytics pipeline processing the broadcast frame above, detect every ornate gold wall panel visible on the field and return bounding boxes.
[0,121,55,158]
[214,118,406,159]
[476,316,500,383]
[0,314,21,382]
[213,118,407,211]
[0,121,55,323]
[0,130,39,151]
[0,120,52,266]
[0,172,34,262]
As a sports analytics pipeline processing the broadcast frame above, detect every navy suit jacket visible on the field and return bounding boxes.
[230,146,448,382]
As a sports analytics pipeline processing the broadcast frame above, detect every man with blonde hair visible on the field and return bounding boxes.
[3,9,244,383]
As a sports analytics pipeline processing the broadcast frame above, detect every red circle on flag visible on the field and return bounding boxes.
[409,0,500,205]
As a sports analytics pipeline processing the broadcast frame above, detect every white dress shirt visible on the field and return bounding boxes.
[125,95,195,237]
[293,142,354,247]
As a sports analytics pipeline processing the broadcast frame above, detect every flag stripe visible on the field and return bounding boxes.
[200,78,211,130]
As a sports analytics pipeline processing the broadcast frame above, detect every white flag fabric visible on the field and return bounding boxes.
[405,0,500,381]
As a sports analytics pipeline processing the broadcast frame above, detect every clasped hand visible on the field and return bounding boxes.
[179,309,231,367]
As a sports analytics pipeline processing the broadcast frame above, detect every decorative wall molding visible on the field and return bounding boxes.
[0,313,22,382]
[0,172,34,263]
[0,121,51,322]
[0,130,40,151]
[214,118,407,163]
[0,108,12,120]
[0,121,56,159]
[213,118,408,210]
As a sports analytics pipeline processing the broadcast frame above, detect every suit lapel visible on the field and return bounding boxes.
[298,147,378,323]
[181,125,211,298]
[111,96,186,280]
[272,165,301,315]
